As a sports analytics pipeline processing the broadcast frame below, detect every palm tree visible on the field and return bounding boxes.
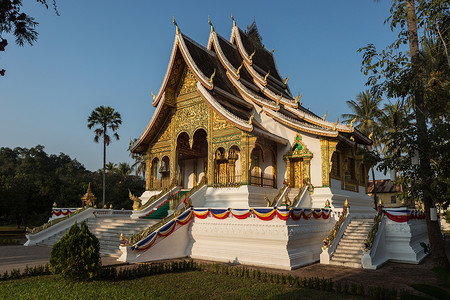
[116,162,132,181]
[342,90,383,208]
[105,162,118,173]
[87,106,122,206]
[128,138,146,178]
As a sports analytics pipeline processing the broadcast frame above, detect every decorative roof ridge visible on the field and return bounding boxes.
[283,106,354,133]
[352,128,373,145]
[197,81,253,132]
[250,58,288,91]
[263,108,339,137]
[253,127,289,146]
[338,134,356,147]
[252,79,298,108]
[212,85,253,110]
[176,33,214,90]
[226,71,280,111]
[132,93,166,153]
[209,31,240,80]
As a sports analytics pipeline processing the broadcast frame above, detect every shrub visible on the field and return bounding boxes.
[49,220,101,280]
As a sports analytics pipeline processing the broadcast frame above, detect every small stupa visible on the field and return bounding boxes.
[81,183,97,207]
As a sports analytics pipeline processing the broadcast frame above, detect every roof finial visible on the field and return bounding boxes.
[173,16,179,34]
[368,132,374,140]
[248,111,255,125]
[236,61,244,75]
[209,68,216,84]
[322,112,327,121]
[249,50,256,60]
[350,117,356,127]
[276,94,282,106]
[151,91,155,101]
[350,136,355,142]
[283,76,289,84]
[208,16,214,32]
[295,93,302,104]
[270,49,274,54]
[231,12,236,26]
[332,117,339,130]
[264,70,270,81]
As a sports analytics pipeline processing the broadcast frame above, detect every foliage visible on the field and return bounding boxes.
[87,106,122,206]
[0,264,49,281]
[49,221,101,281]
[128,138,146,177]
[0,0,58,76]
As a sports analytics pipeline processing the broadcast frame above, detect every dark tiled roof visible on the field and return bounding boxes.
[367,179,402,194]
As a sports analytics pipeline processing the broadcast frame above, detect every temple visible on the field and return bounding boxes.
[26,17,429,271]
[131,18,373,212]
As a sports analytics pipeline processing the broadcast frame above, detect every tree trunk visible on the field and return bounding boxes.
[406,0,449,268]
[103,126,106,207]
[371,167,378,209]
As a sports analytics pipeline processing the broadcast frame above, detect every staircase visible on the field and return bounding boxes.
[329,218,373,268]
[37,217,159,256]
[287,188,300,203]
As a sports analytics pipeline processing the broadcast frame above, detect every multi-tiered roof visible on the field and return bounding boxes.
[132,18,371,154]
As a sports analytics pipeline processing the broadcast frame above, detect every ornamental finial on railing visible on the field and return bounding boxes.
[364,200,384,251]
[323,201,350,249]
[324,200,330,208]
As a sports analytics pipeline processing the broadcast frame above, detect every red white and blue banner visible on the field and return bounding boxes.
[132,209,193,251]
[384,209,425,222]
[132,207,332,251]
[52,208,78,217]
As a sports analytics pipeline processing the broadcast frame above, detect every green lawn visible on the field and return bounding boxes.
[0,271,364,300]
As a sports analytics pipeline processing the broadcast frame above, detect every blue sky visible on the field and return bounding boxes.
[0,0,399,174]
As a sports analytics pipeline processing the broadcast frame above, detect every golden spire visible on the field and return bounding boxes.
[248,111,255,125]
[283,76,289,84]
[236,61,244,75]
[350,117,356,127]
[249,50,256,60]
[173,16,179,34]
[209,68,216,84]
[378,198,383,207]
[208,16,214,32]
[151,91,155,101]
[276,94,282,106]
[344,199,349,207]
[322,112,328,121]
[270,49,274,54]
[294,93,302,104]
[231,12,236,26]
[324,199,330,208]
[264,70,270,81]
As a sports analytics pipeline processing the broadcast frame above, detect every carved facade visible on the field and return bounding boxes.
[131,20,372,204]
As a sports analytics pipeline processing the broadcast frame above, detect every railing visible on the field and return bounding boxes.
[363,203,384,251]
[150,177,171,190]
[269,184,288,206]
[213,174,242,188]
[169,178,207,210]
[322,200,349,248]
[292,185,308,207]
[343,176,358,192]
[27,207,88,234]
[138,180,178,211]
[122,204,192,246]
[93,209,132,217]
[249,172,275,188]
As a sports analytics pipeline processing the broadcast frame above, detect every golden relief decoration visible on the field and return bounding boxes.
[174,101,208,137]
[176,66,197,97]
[320,138,338,187]
[213,111,234,131]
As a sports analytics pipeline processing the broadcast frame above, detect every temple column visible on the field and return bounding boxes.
[145,156,151,190]
[285,157,290,187]
[320,139,338,187]
[241,133,249,185]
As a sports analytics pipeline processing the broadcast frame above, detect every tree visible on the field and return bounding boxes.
[128,138,146,178]
[0,0,59,76]
[359,0,450,268]
[342,90,383,208]
[105,162,117,173]
[116,162,132,181]
[87,106,122,207]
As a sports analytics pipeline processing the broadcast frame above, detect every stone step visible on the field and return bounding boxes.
[334,248,363,255]
[335,244,364,251]
[329,260,361,268]
[332,252,363,260]
[331,255,361,264]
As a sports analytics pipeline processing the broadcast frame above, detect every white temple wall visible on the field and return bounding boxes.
[185,159,194,188]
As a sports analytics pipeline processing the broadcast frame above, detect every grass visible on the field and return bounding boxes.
[0,271,365,300]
